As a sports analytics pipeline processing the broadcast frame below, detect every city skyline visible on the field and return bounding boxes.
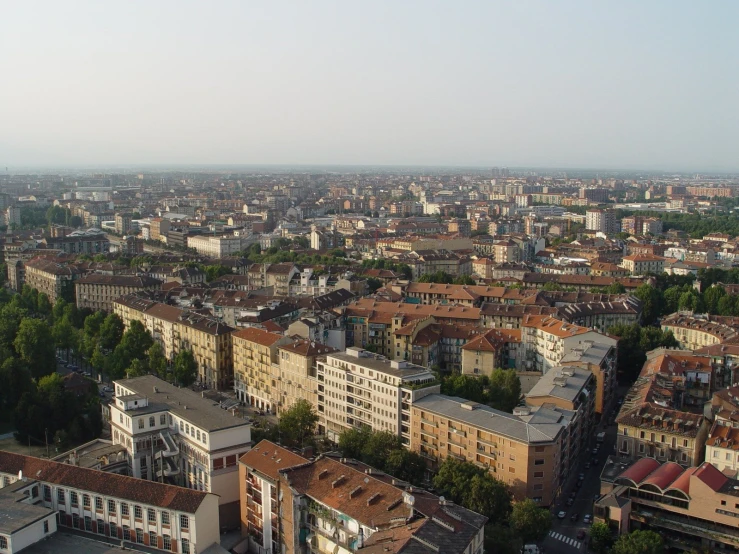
[2,1,738,171]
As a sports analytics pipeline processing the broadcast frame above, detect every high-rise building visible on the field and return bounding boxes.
[585,209,620,234]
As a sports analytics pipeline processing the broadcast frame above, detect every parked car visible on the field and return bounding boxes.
[583,514,592,524]
[557,511,566,519]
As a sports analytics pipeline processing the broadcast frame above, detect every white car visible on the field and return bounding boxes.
[557,511,566,519]
[583,514,592,524]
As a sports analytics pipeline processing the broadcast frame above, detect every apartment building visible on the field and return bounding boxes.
[115,212,133,234]
[114,295,235,390]
[460,329,520,376]
[44,229,110,255]
[151,218,171,241]
[560,338,618,415]
[705,421,739,478]
[187,235,245,258]
[110,375,251,528]
[620,254,666,276]
[0,451,220,554]
[616,350,712,467]
[520,315,591,374]
[662,313,739,351]
[246,263,298,296]
[277,339,337,414]
[596,457,739,552]
[585,209,619,234]
[317,347,440,444]
[239,441,487,554]
[232,327,291,412]
[410,394,565,505]
[75,274,161,312]
[24,257,82,304]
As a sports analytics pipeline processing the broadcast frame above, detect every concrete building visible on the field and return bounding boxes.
[317,347,440,444]
[232,327,291,412]
[238,441,487,554]
[0,450,220,554]
[620,254,666,276]
[277,339,337,415]
[5,205,22,228]
[187,235,245,258]
[585,209,619,234]
[410,394,566,505]
[150,218,171,241]
[45,230,110,255]
[75,274,161,313]
[110,375,250,528]
[661,313,739,351]
[24,258,82,304]
[114,212,133,235]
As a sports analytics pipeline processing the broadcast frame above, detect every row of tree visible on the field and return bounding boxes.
[440,370,522,413]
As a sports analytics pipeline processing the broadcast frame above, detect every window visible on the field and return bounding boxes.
[534,459,544,465]
[134,505,143,519]
[683,439,689,447]
[108,500,116,513]
[44,520,49,533]
[150,531,157,547]
[148,509,156,523]
[163,535,171,550]
[181,538,190,554]
[120,413,123,424]
[722,500,727,506]
[149,416,155,427]
[43,485,51,501]
[97,519,105,535]
[197,430,201,441]
[95,497,103,511]
[534,471,544,478]
[83,495,90,508]
[639,444,645,453]
[110,522,117,538]
[180,514,189,530]
[533,484,543,491]
[160,414,166,425]
[213,458,224,470]
[121,503,129,516]
[138,419,144,430]
[85,516,92,531]
[72,514,80,529]
[136,529,144,544]
[0,537,7,549]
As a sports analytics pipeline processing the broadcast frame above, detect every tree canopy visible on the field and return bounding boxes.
[612,530,663,554]
[278,400,319,448]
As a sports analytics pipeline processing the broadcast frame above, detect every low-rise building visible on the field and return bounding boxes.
[662,313,739,351]
[0,450,220,554]
[620,254,666,276]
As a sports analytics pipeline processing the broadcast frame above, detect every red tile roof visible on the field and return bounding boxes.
[617,457,661,485]
[232,327,286,347]
[640,462,684,491]
[239,441,308,481]
[0,451,208,513]
[693,462,729,492]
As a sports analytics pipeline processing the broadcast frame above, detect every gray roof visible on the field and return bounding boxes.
[0,485,55,535]
[526,366,592,404]
[561,339,614,366]
[328,350,434,380]
[413,395,564,444]
[115,375,251,433]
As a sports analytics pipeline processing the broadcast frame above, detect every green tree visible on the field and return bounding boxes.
[172,349,198,386]
[367,277,383,293]
[338,427,371,459]
[605,282,626,294]
[542,281,563,291]
[633,284,664,324]
[36,293,52,315]
[453,275,476,285]
[384,449,426,485]
[361,430,403,469]
[14,318,56,379]
[509,498,552,544]
[127,358,149,377]
[484,523,521,554]
[488,369,521,413]
[441,374,487,403]
[612,529,663,554]
[589,521,613,554]
[147,342,168,379]
[99,313,124,351]
[52,317,77,358]
[703,284,726,314]
[278,399,319,448]
[69,215,83,227]
[0,358,33,410]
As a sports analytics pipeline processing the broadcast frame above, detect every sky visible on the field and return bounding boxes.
[1,1,738,171]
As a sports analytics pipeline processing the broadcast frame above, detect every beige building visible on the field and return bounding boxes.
[113,295,235,390]
[0,451,220,554]
[110,375,251,528]
[277,339,337,414]
[661,313,739,351]
[24,257,82,304]
[620,254,666,276]
[76,274,161,313]
[317,347,439,444]
[187,235,245,258]
[410,394,565,505]
[150,218,171,241]
[232,327,291,412]
[115,212,133,234]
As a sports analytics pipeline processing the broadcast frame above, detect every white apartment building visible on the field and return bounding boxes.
[317,347,440,444]
[110,376,251,526]
[585,209,619,234]
[187,235,245,258]
[0,451,220,554]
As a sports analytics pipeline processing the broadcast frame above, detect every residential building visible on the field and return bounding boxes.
[45,229,110,255]
[277,339,337,414]
[560,337,618,415]
[317,347,440,444]
[620,254,666,276]
[115,212,133,234]
[661,313,739,351]
[24,257,82,304]
[232,327,291,412]
[75,274,161,313]
[151,218,171,241]
[520,315,593,374]
[114,295,235,390]
[410,394,565,505]
[0,451,220,554]
[110,375,250,528]
[615,349,712,467]
[0,481,58,553]
[705,421,739,478]
[595,456,739,552]
[187,235,245,258]
[585,209,619,234]
[239,441,487,554]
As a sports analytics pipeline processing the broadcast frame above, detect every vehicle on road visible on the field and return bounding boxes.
[583,514,592,524]
[596,431,606,443]
[557,511,566,519]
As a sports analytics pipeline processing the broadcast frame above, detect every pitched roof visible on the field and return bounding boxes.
[232,327,286,347]
[0,451,209,513]
[239,440,308,481]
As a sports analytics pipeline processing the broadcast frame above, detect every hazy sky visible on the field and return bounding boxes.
[2,1,738,170]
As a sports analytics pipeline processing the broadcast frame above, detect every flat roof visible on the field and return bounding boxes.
[327,351,434,380]
[115,375,251,433]
[0,488,54,535]
[21,532,147,553]
[413,394,564,444]
[526,366,592,403]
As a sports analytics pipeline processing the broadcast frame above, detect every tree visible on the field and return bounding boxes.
[278,399,319,448]
[454,275,476,285]
[488,369,521,413]
[69,215,83,227]
[633,284,664,324]
[367,277,383,294]
[509,498,552,544]
[147,342,168,379]
[361,431,403,469]
[52,317,77,358]
[441,374,487,403]
[36,293,52,315]
[99,313,124,351]
[127,358,149,377]
[589,521,613,554]
[384,449,426,485]
[609,323,678,382]
[612,530,663,554]
[542,281,563,292]
[0,358,33,410]
[433,457,512,521]
[605,282,626,294]
[338,427,371,459]
[703,284,726,314]
[172,349,198,386]
[14,318,56,379]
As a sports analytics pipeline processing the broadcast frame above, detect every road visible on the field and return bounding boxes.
[541,395,622,554]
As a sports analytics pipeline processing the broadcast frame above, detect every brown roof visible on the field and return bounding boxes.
[232,327,286,347]
[76,274,162,287]
[279,338,338,357]
[239,440,308,481]
[0,451,208,513]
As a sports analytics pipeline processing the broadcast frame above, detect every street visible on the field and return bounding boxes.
[541,395,622,554]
